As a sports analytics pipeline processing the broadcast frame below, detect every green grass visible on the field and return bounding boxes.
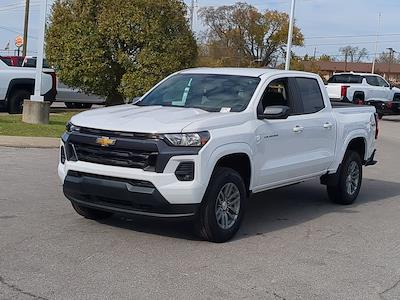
[0,112,76,138]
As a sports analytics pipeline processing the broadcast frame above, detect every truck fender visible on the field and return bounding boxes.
[5,78,34,103]
[330,130,368,173]
[203,142,254,191]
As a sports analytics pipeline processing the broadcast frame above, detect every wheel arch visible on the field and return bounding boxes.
[206,143,254,195]
[5,78,34,104]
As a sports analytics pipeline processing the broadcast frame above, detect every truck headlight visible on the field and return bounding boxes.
[163,132,210,147]
[66,122,80,133]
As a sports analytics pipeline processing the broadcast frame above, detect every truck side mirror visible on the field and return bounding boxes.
[258,105,290,120]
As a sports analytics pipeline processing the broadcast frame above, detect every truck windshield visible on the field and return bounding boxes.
[136,74,260,112]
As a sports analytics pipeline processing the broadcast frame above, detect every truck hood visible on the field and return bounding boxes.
[70,104,249,133]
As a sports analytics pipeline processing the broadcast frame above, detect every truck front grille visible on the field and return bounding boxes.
[71,143,158,171]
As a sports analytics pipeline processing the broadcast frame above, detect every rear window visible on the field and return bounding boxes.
[0,57,12,66]
[328,74,362,84]
[296,78,325,114]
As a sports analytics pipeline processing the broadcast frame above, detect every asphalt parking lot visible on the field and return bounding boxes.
[1,117,400,300]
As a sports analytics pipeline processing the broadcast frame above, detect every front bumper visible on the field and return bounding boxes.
[63,170,200,218]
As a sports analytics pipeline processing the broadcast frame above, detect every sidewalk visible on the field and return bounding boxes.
[0,135,59,148]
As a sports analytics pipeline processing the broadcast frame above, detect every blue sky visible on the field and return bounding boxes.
[1,0,400,61]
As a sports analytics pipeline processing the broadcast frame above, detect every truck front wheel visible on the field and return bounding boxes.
[327,151,363,205]
[71,202,113,220]
[195,167,247,243]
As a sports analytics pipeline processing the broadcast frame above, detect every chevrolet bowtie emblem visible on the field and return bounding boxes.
[96,136,116,147]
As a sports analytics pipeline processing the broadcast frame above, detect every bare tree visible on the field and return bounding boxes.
[339,46,368,63]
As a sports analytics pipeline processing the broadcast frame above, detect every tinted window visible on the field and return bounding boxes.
[365,76,379,86]
[328,74,362,84]
[377,77,389,87]
[260,78,289,110]
[296,78,325,114]
[0,57,12,66]
[138,74,260,112]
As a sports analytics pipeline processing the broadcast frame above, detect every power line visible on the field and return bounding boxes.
[305,40,400,47]
[305,33,400,40]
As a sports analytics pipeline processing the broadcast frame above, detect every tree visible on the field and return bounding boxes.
[376,51,400,64]
[339,46,368,63]
[199,2,303,67]
[319,54,336,62]
[46,0,197,105]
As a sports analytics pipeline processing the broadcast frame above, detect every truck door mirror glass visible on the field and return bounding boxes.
[258,105,290,119]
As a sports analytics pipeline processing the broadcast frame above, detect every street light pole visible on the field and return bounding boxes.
[285,0,296,70]
[372,12,381,74]
[22,0,49,125]
[31,0,47,102]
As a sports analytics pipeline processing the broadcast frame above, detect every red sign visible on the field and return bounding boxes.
[15,35,23,48]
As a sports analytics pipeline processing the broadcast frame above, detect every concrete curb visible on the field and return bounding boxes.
[0,136,59,149]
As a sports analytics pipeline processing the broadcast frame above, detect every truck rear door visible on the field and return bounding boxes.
[253,76,335,189]
[292,77,336,172]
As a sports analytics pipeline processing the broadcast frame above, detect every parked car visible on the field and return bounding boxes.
[0,58,57,113]
[326,72,400,118]
[58,68,378,242]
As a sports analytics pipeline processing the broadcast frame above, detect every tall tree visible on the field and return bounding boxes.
[339,46,368,63]
[199,2,303,67]
[46,0,197,105]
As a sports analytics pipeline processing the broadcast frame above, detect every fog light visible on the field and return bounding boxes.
[175,162,194,181]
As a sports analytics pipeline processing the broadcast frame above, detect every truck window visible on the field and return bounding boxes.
[0,57,12,66]
[259,78,291,111]
[377,77,389,87]
[365,76,379,86]
[295,78,325,114]
[327,74,362,84]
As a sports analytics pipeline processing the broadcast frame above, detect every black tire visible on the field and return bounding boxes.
[65,102,76,109]
[327,151,362,205]
[8,89,31,114]
[71,202,113,220]
[195,167,247,243]
[80,103,93,109]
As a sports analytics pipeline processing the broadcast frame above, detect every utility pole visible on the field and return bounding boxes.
[23,0,30,57]
[372,12,381,74]
[285,0,296,70]
[387,47,396,81]
[189,0,195,31]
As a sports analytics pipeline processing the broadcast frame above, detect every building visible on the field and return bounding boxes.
[302,61,400,83]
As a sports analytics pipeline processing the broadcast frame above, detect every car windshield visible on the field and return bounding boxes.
[136,74,261,112]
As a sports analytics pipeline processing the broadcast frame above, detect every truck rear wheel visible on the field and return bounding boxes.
[195,167,246,243]
[327,151,362,205]
[8,89,30,114]
[71,202,113,220]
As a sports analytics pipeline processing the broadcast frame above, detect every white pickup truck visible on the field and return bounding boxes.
[58,68,378,242]
[326,72,400,118]
[0,58,57,113]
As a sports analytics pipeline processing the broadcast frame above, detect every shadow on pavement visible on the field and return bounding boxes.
[97,177,400,242]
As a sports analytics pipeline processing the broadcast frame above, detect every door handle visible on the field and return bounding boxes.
[293,125,304,133]
[323,122,333,129]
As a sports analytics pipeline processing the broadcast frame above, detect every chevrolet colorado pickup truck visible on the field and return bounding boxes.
[0,58,57,113]
[59,68,378,242]
[326,72,400,118]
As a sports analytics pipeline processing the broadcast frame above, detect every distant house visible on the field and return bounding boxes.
[302,61,400,83]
